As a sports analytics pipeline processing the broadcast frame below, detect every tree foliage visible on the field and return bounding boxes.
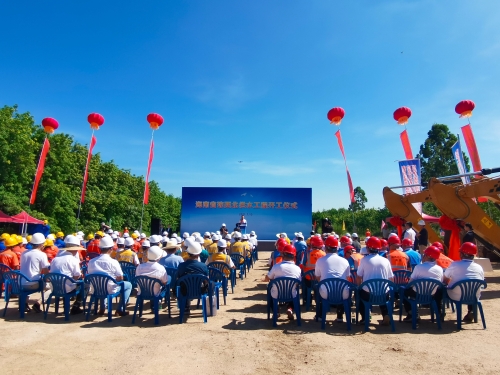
[348,186,367,212]
[0,105,181,234]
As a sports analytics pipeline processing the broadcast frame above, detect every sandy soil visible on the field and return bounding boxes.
[0,252,499,375]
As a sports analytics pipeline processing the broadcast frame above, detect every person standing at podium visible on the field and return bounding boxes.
[239,215,247,234]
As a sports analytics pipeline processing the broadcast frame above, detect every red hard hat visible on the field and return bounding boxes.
[344,245,355,253]
[402,238,413,247]
[277,239,287,252]
[325,235,339,248]
[460,242,477,255]
[432,242,444,251]
[366,237,382,250]
[380,239,388,248]
[282,244,296,256]
[340,236,350,244]
[310,236,324,248]
[387,236,401,245]
[424,246,441,260]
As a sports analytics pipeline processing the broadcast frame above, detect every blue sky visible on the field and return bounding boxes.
[1,1,500,211]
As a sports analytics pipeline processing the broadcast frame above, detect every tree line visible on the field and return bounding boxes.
[0,105,181,235]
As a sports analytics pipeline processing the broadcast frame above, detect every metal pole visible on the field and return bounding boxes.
[140,129,155,233]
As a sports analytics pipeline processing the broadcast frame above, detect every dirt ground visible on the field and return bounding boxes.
[0,251,499,375]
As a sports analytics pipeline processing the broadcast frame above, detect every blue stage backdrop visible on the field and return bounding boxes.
[181,187,312,241]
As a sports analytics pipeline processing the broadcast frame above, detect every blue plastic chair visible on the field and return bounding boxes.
[119,261,134,268]
[253,247,258,261]
[266,277,302,327]
[230,254,246,280]
[207,262,235,293]
[208,266,227,308]
[317,278,355,331]
[245,250,253,272]
[121,264,137,288]
[2,271,46,319]
[43,273,83,321]
[445,279,487,330]
[302,269,317,311]
[356,279,396,332]
[164,267,178,295]
[176,274,212,324]
[399,278,444,330]
[132,275,170,324]
[84,274,125,322]
[0,264,12,300]
[393,270,412,288]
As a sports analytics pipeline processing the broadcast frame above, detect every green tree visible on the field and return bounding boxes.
[417,124,470,182]
[348,186,367,212]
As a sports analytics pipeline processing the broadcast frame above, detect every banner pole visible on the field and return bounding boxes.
[76,130,95,231]
[140,129,155,233]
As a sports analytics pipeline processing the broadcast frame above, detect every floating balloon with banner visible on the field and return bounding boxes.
[327,107,345,125]
[147,113,164,130]
[87,113,105,130]
[455,100,475,118]
[41,117,59,134]
[393,106,412,125]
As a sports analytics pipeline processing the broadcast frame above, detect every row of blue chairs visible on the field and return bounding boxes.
[268,276,487,331]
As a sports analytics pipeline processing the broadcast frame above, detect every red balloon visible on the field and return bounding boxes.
[327,107,345,125]
[41,118,59,134]
[393,107,412,125]
[87,113,105,130]
[147,113,164,130]
[455,100,475,118]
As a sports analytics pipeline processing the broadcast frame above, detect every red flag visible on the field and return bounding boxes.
[143,140,154,205]
[30,138,50,204]
[81,135,97,203]
[400,129,413,159]
[461,124,482,174]
[335,130,355,203]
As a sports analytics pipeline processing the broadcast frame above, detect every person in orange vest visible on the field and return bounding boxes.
[131,233,141,253]
[87,231,103,258]
[301,235,325,286]
[7,236,24,263]
[387,236,409,271]
[43,239,59,263]
[0,238,20,270]
[268,238,287,269]
[432,241,453,270]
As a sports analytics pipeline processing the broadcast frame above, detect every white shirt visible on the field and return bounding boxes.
[403,228,416,243]
[410,261,443,294]
[136,262,168,296]
[50,252,82,292]
[88,254,123,294]
[315,253,351,299]
[20,248,50,286]
[444,260,484,300]
[249,237,258,247]
[357,253,394,291]
[267,261,302,299]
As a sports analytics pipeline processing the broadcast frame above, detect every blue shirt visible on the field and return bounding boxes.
[55,238,65,248]
[176,259,209,278]
[159,254,184,269]
[404,249,422,268]
[0,242,5,251]
[338,248,344,258]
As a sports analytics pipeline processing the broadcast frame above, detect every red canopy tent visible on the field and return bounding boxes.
[10,211,44,224]
[0,210,14,223]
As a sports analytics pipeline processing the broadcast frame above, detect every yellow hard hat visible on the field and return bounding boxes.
[5,237,18,247]
[16,235,23,243]
[27,235,32,242]
[44,239,54,247]
[43,220,48,224]
[1,233,10,240]
[131,233,138,239]
[56,231,64,238]
[87,233,94,240]
[96,231,104,237]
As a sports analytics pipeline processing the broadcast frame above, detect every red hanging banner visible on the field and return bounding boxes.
[461,124,482,174]
[30,138,50,205]
[143,139,155,205]
[400,129,413,159]
[81,135,97,203]
[334,130,355,203]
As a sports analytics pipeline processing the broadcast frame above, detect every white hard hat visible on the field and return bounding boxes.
[150,235,161,244]
[250,231,256,236]
[123,232,130,238]
[47,234,55,240]
[162,235,169,242]
[217,239,227,248]
[211,234,219,241]
[172,233,178,238]
[162,231,168,236]
[77,231,84,236]
[418,220,425,225]
[99,236,114,249]
[22,238,28,245]
[294,232,303,238]
[107,229,113,234]
[176,237,182,244]
[182,232,189,238]
[204,232,211,237]
[142,240,150,247]
[111,234,118,240]
[242,234,249,240]
[65,235,84,251]
[225,234,231,240]
[195,236,204,243]
[133,230,140,234]
[345,233,351,238]
[221,223,226,227]
[140,233,146,239]
[148,246,163,261]
[124,237,134,247]
[30,233,46,245]
[216,231,220,235]
[187,242,202,255]
[234,232,242,238]
[352,233,358,238]
[117,238,125,245]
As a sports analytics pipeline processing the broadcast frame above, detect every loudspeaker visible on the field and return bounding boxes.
[150,218,162,235]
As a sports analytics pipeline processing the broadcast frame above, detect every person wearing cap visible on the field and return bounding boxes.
[241,234,253,262]
[136,246,169,298]
[116,237,140,266]
[176,241,210,308]
[443,242,484,322]
[49,235,85,314]
[433,242,453,270]
[20,233,50,313]
[351,233,361,252]
[87,236,132,317]
[401,246,443,322]
[301,236,325,288]
[293,233,307,266]
[220,224,228,236]
[387,236,409,272]
[314,235,351,322]
[87,232,103,257]
[159,240,184,268]
[356,237,394,326]
[111,234,119,251]
[230,232,245,267]
[415,220,428,254]
[206,239,235,276]
[138,240,150,264]
[203,232,212,250]
[0,236,20,270]
[402,238,421,271]
[195,235,209,263]
[3,236,23,263]
[265,244,301,320]
[43,239,59,263]
[54,231,65,249]
[111,237,125,259]
[207,234,219,255]
[342,245,357,271]
[338,236,352,258]
[131,233,142,253]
